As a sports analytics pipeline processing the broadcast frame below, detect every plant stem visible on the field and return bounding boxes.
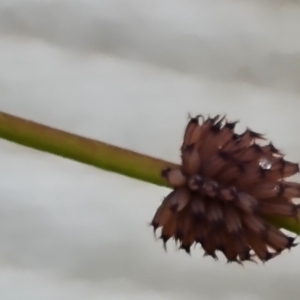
[0,111,176,187]
[0,110,299,235]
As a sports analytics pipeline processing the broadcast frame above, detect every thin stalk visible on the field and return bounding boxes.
[0,111,176,187]
[0,110,299,235]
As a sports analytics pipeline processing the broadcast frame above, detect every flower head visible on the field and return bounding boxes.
[151,115,299,264]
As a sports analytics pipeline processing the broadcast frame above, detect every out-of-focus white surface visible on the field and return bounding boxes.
[1,1,300,299]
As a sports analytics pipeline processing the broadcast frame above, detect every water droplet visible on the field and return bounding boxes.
[259,158,272,170]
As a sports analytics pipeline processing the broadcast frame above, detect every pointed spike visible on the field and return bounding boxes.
[225,120,239,130]
[211,123,222,132]
[263,251,278,263]
[264,225,290,252]
[211,252,219,261]
[160,234,170,244]
[151,222,159,238]
[204,251,218,261]
[268,142,282,154]
[210,114,220,123]
[287,236,298,249]
[180,244,191,255]
[181,116,202,151]
[211,115,226,132]
[159,234,170,251]
[150,220,159,230]
[240,251,258,264]
[163,242,167,251]
[189,114,202,123]
[247,128,265,140]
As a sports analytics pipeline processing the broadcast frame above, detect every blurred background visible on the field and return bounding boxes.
[1,0,300,299]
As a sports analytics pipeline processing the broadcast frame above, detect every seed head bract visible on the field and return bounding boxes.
[150,114,299,264]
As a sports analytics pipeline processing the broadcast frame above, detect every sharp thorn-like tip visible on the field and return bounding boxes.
[188,113,203,121]
[245,127,266,140]
[263,252,278,263]
[211,123,222,132]
[225,120,238,130]
[150,221,159,230]
[149,222,159,238]
[268,142,282,154]
[287,237,298,249]
[211,114,220,123]
[160,235,170,251]
[213,254,219,261]
[163,242,167,252]
[180,244,191,255]
[204,252,218,261]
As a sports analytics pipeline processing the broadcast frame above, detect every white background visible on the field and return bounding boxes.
[1,1,300,299]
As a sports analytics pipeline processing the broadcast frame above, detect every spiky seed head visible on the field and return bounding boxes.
[151,114,299,264]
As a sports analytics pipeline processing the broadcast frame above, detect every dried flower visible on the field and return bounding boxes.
[151,114,299,264]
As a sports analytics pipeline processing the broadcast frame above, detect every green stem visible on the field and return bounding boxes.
[0,111,176,187]
[0,111,299,235]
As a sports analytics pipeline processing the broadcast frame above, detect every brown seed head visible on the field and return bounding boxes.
[151,114,299,264]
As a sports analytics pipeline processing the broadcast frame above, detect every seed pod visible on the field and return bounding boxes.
[150,114,299,264]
